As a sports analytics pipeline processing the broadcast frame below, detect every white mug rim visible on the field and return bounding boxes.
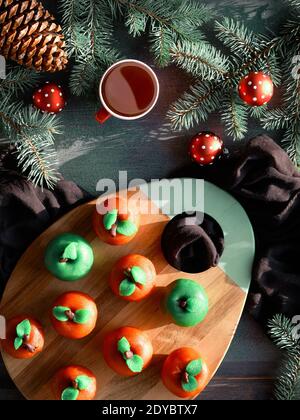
[99,59,160,121]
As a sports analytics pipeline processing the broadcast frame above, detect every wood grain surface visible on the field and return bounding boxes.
[0,191,249,400]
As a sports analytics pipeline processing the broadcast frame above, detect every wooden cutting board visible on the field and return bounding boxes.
[0,179,255,400]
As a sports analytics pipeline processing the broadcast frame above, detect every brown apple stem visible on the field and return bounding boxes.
[179,299,187,309]
[125,351,134,359]
[182,371,189,384]
[22,334,36,353]
[110,224,118,237]
[124,268,134,282]
[72,380,79,390]
[65,309,75,322]
[23,343,36,353]
[59,257,69,263]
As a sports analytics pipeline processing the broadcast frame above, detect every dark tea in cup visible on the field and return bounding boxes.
[96,59,159,123]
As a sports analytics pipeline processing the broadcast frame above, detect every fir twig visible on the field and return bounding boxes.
[168,16,280,139]
[109,0,215,67]
[0,98,61,189]
[269,315,300,400]
[168,81,223,129]
[220,91,248,140]
[170,40,229,79]
[0,66,41,96]
[62,0,122,96]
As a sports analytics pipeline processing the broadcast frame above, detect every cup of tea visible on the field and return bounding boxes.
[96,59,159,124]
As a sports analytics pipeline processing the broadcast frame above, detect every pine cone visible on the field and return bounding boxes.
[0,0,68,72]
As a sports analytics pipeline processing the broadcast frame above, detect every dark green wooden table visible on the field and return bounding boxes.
[1,0,288,400]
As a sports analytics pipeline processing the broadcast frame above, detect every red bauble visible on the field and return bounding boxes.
[238,71,274,106]
[189,132,223,166]
[33,82,66,114]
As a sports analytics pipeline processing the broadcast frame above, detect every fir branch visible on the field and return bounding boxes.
[168,15,281,137]
[282,122,300,167]
[0,99,61,189]
[150,26,174,68]
[59,0,85,56]
[111,0,214,39]
[221,92,248,140]
[287,0,300,11]
[170,40,229,79]
[215,18,258,57]
[69,46,121,96]
[61,0,122,96]
[0,66,41,96]
[269,315,300,400]
[269,315,299,350]
[110,0,215,66]
[249,104,268,119]
[168,81,223,130]
[261,108,291,130]
[125,7,148,36]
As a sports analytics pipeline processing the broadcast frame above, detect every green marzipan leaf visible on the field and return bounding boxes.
[181,375,198,392]
[186,297,202,313]
[74,309,91,324]
[131,266,146,285]
[61,387,80,400]
[53,306,70,322]
[118,336,131,354]
[62,242,78,261]
[16,319,31,338]
[116,220,137,237]
[14,337,23,350]
[75,375,92,391]
[103,209,118,230]
[186,359,203,376]
[126,354,144,373]
[119,279,136,296]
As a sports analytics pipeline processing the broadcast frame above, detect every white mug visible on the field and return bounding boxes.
[95,59,160,124]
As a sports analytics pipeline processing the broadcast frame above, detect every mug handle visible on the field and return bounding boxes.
[95,107,111,124]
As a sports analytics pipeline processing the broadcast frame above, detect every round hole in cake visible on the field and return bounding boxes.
[161,211,225,274]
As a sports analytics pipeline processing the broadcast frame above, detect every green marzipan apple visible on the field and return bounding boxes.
[44,233,94,282]
[165,279,209,327]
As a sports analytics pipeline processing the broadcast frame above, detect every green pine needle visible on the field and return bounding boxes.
[288,0,300,11]
[221,92,248,140]
[167,13,288,141]
[171,40,229,79]
[168,81,223,130]
[269,314,300,400]
[108,0,215,67]
[261,108,291,131]
[0,98,61,189]
[0,66,41,96]
[69,45,121,96]
[215,18,258,57]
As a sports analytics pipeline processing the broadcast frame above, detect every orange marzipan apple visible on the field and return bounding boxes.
[51,365,97,400]
[50,291,98,339]
[110,254,156,302]
[1,315,44,359]
[93,196,140,246]
[161,347,209,398]
[102,326,153,377]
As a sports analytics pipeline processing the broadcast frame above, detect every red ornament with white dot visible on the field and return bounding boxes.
[32,82,66,114]
[238,71,274,107]
[189,132,224,166]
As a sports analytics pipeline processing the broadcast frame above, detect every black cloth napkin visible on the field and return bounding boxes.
[174,135,300,324]
[0,168,90,293]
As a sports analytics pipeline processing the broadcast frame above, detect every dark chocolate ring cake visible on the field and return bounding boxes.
[161,212,224,273]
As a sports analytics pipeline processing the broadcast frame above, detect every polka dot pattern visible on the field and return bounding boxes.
[189,132,224,166]
[238,71,274,107]
[32,82,66,114]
